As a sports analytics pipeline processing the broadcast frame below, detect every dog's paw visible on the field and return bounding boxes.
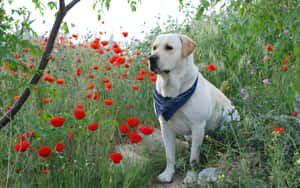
[158,169,174,183]
[183,171,197,184]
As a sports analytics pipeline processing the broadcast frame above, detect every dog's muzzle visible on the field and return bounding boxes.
[149,55,170,74]
[149,55,160,73]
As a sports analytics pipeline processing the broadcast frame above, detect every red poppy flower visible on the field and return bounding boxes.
[72,34,78,39]
[288,52,292,57]
[291,112,298,117]
[208,64,217,72]
[149,71,156,76]
[74,109,86,120]
[43,98,52,103]
[76,58,81,62]
[138,126,155,135]
[101,41,109,46]
[102,78,110,83]
[56,142,65,152]
[283,58,289,64]
[283,65,289,71]
[127,118,140,128]
[136,75,145,81]
[138,69,147,75]
[50,117,65,127]
[25,48,29,53]
[130,132,143,143]
[124,64,130,68]
[86,93,92,98]
[36,110,42,116]
[113,43,119,48]
[6,106,11,110]
[93,65,99,70]
[93,92,100,100]
[43,170,50,174]
[127,58,134,62]
[105,83,113,91]
[121,73,128,78]
[122,32,128,37]
[69,132,74,139]
[89,74,94,79]
[132,85,139,91]
[91,42,100,49]
[104,99,114,105]
[88,123,99,131]
[88,84,94,90]
[47,76,55,83]
[274,128,285,134]
[14,96,20,101]
[110,153,123,164]
[14,141,30,152]
[267,44,274,51]
[121,123,130,133]
[150,76,157,83]
[38,147,52,158]
[18,135,26,141]
[43,76,50,81]
[114,47,122,54]
[134,50,141,56]
[56,79,65,84]
[30,148,34,152]
[76,67,82,76]
[76,104,84,108]
[26,131,36,137]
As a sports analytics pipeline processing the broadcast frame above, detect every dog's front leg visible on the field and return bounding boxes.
[158,123,176,183]
[183,121,205,184]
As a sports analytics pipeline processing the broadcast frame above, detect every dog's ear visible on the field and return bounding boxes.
[180,35,197,58]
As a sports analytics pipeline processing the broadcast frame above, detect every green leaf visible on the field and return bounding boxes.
[130,1,137,12]
[47,1,57,10]
[62,22,69,34]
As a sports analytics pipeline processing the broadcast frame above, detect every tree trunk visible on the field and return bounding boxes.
[0,0,80,130]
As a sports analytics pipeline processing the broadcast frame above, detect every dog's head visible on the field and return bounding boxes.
[149,34,197,74]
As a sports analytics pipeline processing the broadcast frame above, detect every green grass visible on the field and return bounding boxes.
[1,4,300,187]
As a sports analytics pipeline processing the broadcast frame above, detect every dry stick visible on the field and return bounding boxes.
[0,0,80,130]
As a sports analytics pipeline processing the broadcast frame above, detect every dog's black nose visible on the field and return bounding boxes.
[149,55,159,64]
[149,55,159,72]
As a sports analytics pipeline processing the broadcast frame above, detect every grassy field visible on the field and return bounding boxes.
[0,1,299,187]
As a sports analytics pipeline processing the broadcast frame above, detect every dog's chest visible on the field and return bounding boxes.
[159,110,192,135]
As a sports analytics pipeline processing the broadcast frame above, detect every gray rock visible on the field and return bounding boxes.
[197,168,218,184]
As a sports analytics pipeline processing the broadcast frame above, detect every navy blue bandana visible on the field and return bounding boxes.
[154,76,198,121]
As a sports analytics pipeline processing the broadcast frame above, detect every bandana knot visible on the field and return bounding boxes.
[154,77,198,121]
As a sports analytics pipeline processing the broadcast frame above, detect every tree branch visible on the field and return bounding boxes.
[65,0,80,13]
[0,0,80,130]
[59,0,65,10]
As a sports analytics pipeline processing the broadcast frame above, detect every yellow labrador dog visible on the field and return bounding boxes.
[149,34,239,184]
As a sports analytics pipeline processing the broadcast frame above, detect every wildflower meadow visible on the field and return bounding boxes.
[0,0,299,187]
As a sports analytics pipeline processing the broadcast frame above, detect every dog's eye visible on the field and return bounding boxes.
[153,46,157,50]
[165,45,173,50]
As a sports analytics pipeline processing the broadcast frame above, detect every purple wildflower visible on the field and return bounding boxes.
[247,60,251,64]
[241,89,247,95]
[251,68,257,74]
[263,79,269,84]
